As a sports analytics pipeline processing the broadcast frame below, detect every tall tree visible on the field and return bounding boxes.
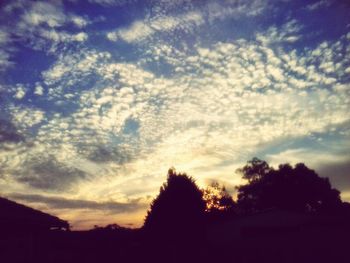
[143,168,206,240]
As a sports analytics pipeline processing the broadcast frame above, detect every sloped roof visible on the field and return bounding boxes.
[0,196,69,230]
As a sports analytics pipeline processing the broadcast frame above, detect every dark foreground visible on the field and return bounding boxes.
[1,215,349,263]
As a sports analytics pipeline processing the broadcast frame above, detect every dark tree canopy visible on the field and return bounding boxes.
[143,168,206,238]
[236,158,342,214]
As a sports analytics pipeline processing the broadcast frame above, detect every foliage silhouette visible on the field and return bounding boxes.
[203,182,236,224]
[143,168,206,242]
[203,182,235,213]
[236,157,271,183]
[236,158,342,214]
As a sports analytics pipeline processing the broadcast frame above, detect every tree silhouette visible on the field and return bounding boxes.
[143,168,206,241]
[203,182,236,223]
[236,157,271,182]
[236,158,342,214]
[203,182,235,213]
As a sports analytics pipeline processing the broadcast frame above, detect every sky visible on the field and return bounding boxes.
[0,0,349,229]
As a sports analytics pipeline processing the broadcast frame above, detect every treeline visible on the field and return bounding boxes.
[133,158,350,262]
[143,158,350,234]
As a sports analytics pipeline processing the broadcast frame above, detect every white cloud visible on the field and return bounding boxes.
[42,50,110,87]
[107,11,204,43]
[117,21,154,42]
[70,16,89,28]
[305,0,331,11]
[74,32,88,42]
[2,1,91,54]
[21,2,66,28]
[34,85,44,96]
[70,30,349,203]
[106,32,118,41]
[87,0,134,6]
[9,105,45,129]
[14,85,26,99]
[206,0,268,22]
[256,20,302,45]
[40,29,88,43]
[106,0,270,44]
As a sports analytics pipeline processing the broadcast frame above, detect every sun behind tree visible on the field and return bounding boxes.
[203,182,236,212]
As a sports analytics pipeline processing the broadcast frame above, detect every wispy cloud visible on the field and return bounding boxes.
[87,0,135,6]
[0,1,89,58]
[305,0,331,11]
[20,2,67,28]
[106,0,271,43]
[8,193,145,213]
[206,0,268,22]
[256,19,303,45]
[0,28,13,71]
[107,11,204,43]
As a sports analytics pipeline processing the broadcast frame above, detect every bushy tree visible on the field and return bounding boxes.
[236,158,342,214]
[143,168,206,239]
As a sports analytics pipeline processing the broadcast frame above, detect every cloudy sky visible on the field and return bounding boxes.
[0,0,349,229]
